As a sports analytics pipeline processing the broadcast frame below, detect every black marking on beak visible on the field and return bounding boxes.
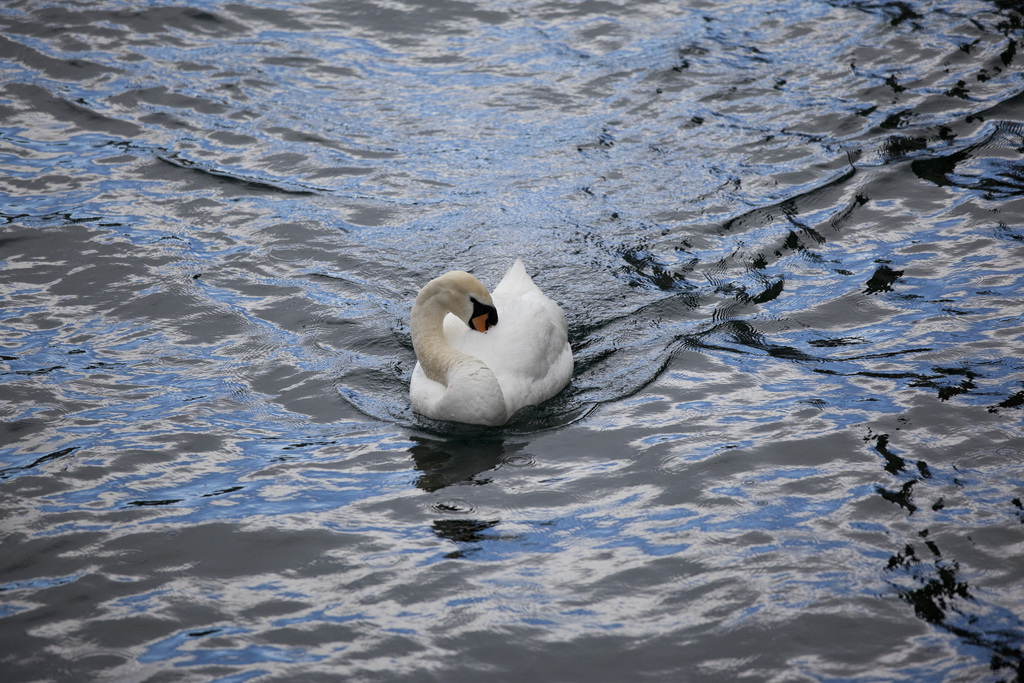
[469,297,498,332]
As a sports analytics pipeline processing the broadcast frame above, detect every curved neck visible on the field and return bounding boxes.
[410,279,509,425]
[411,284,469,386]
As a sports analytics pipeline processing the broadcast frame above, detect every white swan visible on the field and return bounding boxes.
[410,259,573,426]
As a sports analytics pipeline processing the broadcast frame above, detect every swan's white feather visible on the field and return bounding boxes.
[410,259,572,425]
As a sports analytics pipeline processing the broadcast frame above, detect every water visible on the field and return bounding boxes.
[2,0,1024,680]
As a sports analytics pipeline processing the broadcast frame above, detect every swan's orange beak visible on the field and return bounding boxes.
[469,298,498,332]
[471,313,491,333]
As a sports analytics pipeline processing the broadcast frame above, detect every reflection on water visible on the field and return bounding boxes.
[2,0,1024,680]
[409,435,506,492]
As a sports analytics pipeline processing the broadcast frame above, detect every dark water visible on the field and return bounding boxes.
[3,0,1024,680]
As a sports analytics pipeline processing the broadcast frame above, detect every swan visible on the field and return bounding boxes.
[410,259,573,426]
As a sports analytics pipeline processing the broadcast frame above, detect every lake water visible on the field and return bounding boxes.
[2,0,1024,680]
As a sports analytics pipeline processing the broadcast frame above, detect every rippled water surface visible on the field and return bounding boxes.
[3,0,1024,680]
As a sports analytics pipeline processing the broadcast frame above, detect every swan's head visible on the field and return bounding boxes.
[416,270,499,333]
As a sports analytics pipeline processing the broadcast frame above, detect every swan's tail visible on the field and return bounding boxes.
[494,258,532,296]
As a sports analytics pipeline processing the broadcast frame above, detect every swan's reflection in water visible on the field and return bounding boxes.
[408,434,509,493]
[409,435,523,558]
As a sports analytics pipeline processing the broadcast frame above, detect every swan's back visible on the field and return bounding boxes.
[442,259,572,415]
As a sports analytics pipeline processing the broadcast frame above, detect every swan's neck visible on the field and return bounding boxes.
[410,300,465,385]
[411,287,509,425]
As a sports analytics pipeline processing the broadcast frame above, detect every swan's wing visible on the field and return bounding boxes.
[494,290,573,407]
[467,278,572,410]
[492,258,532,298]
